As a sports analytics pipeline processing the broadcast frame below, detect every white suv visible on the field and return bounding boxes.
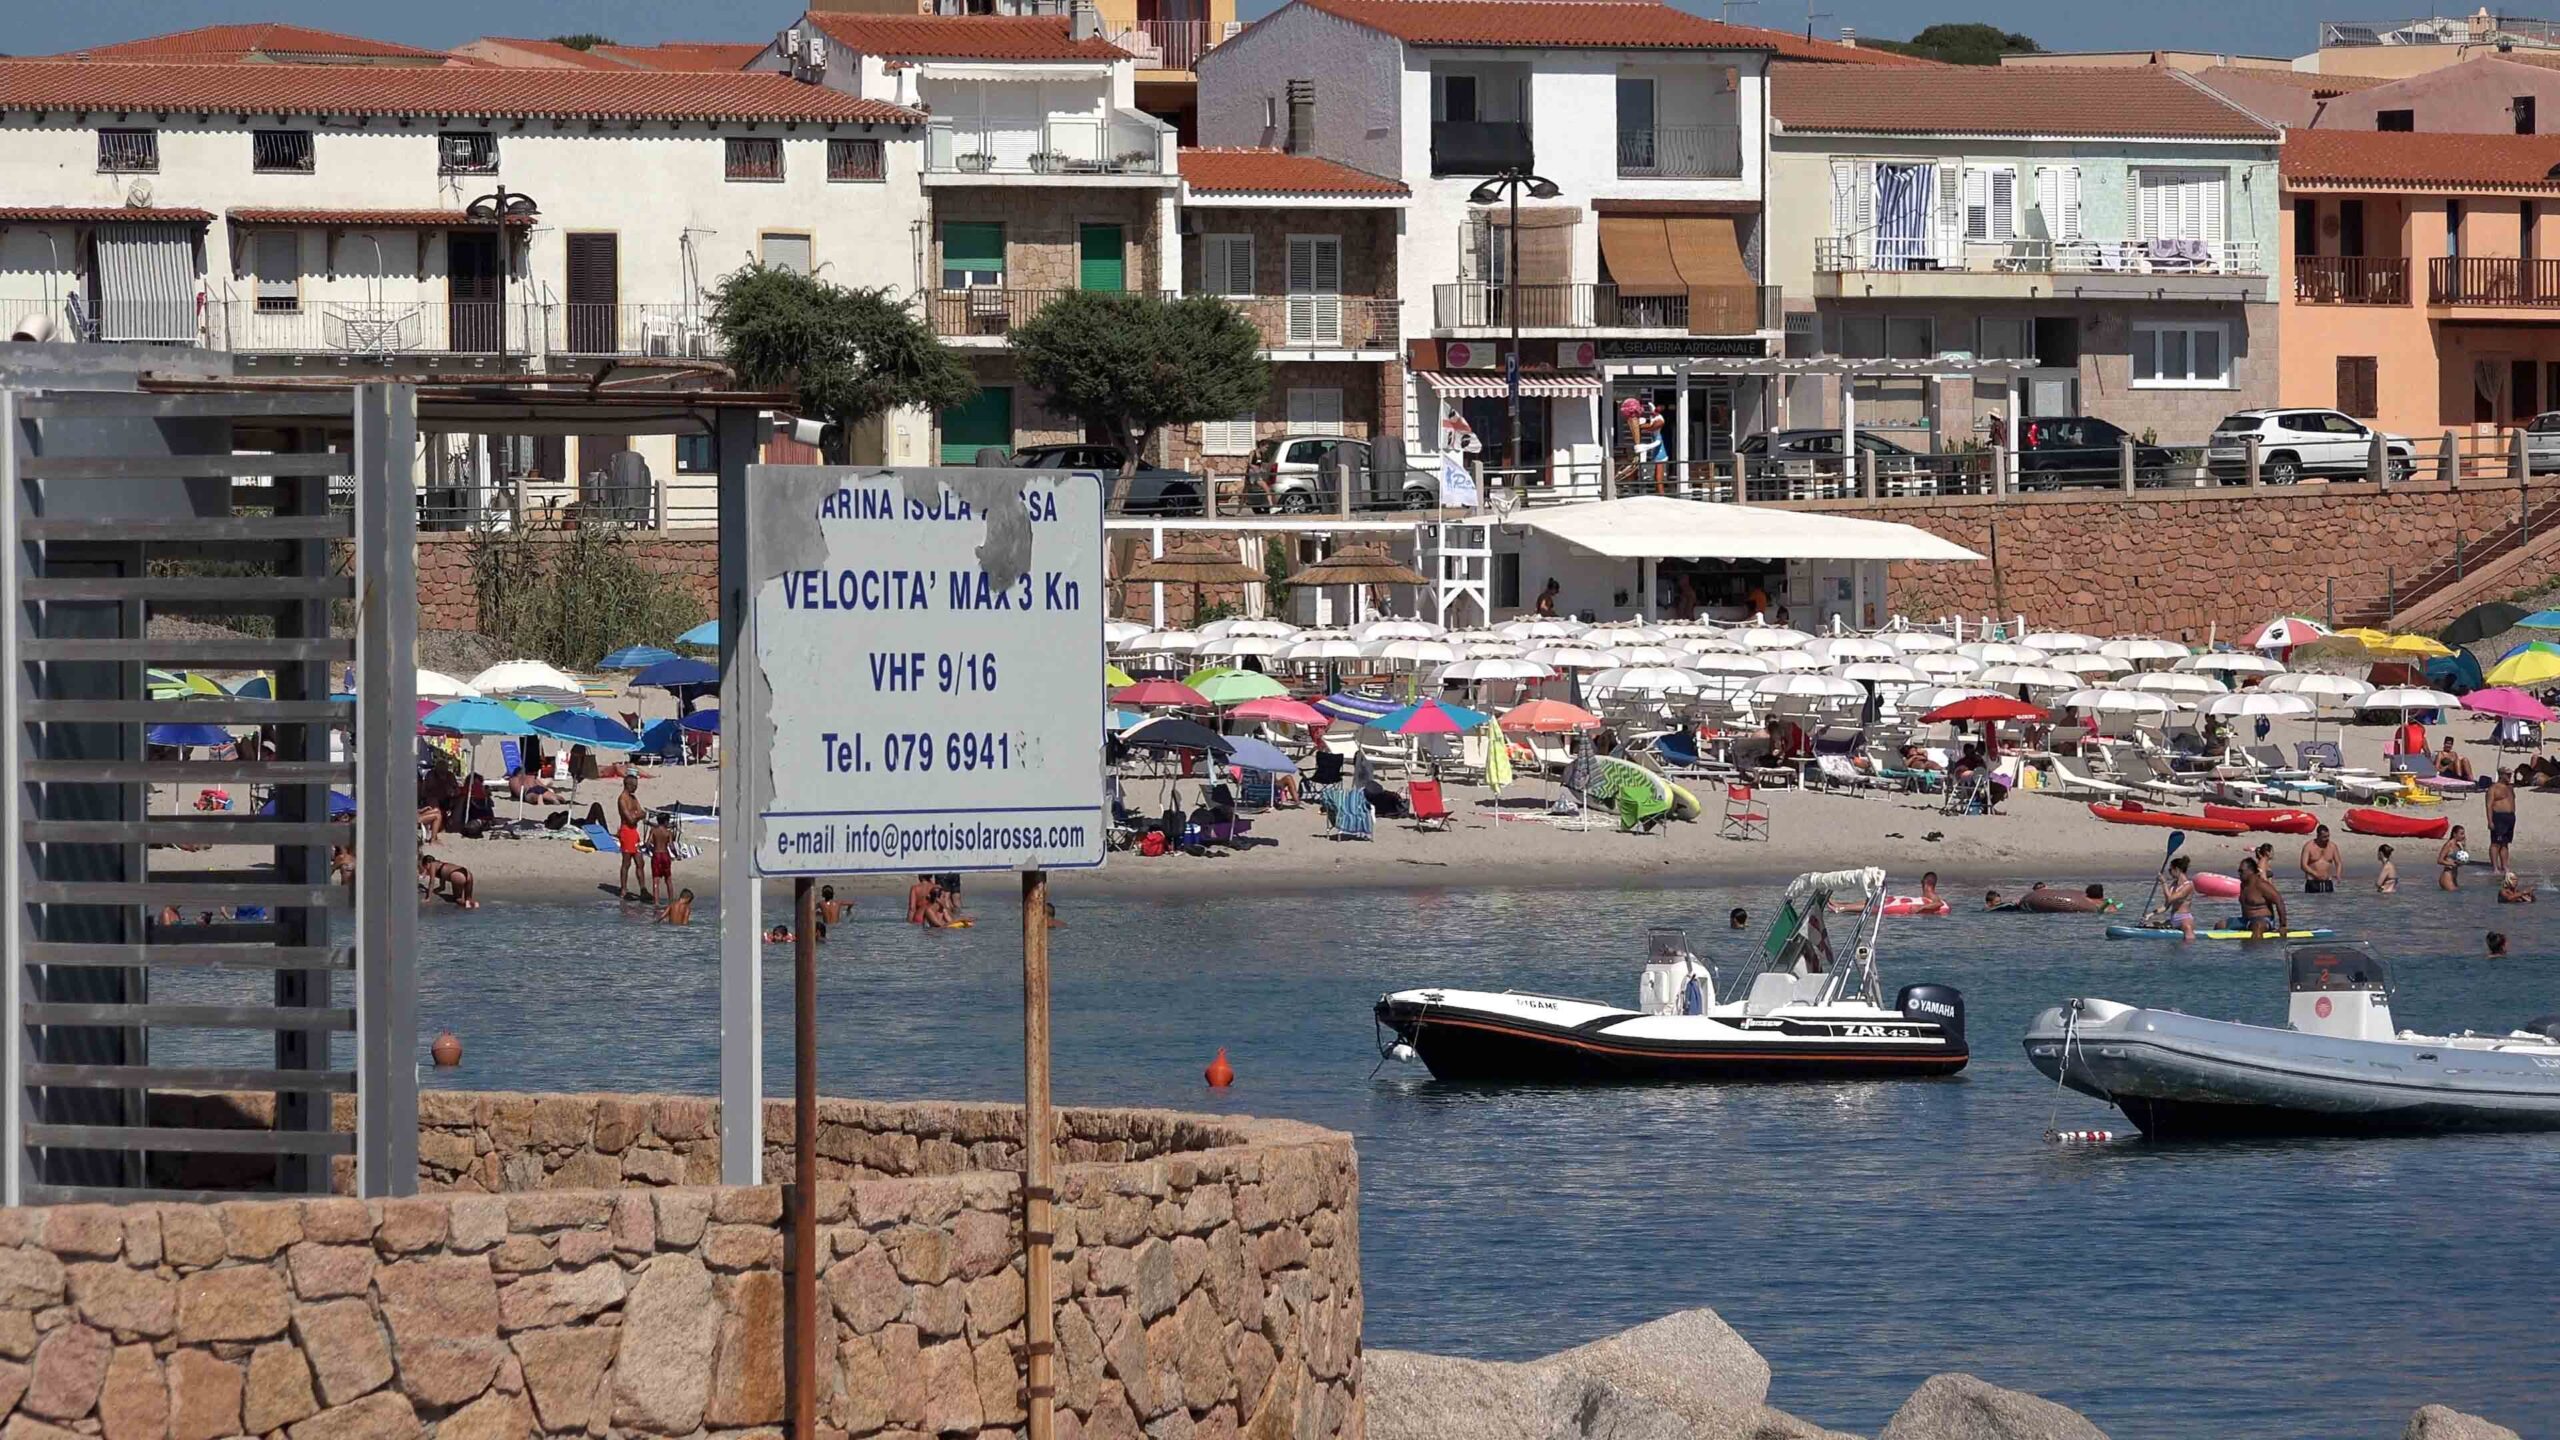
[2205,409,2413,485]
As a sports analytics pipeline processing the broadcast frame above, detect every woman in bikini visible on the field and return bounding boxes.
[2439,825,2468,891]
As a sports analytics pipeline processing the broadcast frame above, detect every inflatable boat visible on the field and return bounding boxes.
[2025,942,2560,1136]
[2088,801,2249,835]
[1375,869,1967,1082]
[2343,807,2449,840]
[2202,804,2318,835]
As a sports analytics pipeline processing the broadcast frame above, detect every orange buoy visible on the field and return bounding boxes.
[430,1032,463,1068]
[1204,1047,1235,1088]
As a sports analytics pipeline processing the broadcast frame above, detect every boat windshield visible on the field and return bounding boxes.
[1757,868,1889,1004]
[1647,927,1691,965]
[2289,942,2391,993]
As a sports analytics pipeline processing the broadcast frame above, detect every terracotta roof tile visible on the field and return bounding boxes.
[1294,0,1937,61]
[0,205,214,223]
[1179,147,1408,196]
[53,23,448,63]
[2196,65,2385,95]
[596,42,765,71]
[1772,62,2278,138]
[804,14,1130,62]
[0,59,923,124]
[229,208,536,226]
[455,38,637,70]
[2283,129,2560,190]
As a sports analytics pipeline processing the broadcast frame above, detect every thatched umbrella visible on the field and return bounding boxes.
[1121,540,1267,629]
[1285,545,1430,635]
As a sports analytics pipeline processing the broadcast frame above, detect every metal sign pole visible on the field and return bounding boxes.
[1021,870,1057,1440]
[790,876,818,1440]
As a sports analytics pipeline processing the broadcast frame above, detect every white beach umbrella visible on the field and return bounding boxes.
[2364,686,2463,712]
[470,659,583,696]
[1445,628,1510,647]
[1957,642,2044,665]
[1740,626,1816,650]
[1753,672,1862,701]
[1688,652,1774,675]
[2046,652,2131,677]
[2098,637,2191,663]
[1280,635,1364,662]
[1197,617,1299,641]
[2130,671,2229,698]
[1607,644,1687,666]
[1590,666,1700,694]
[416,668,481,700]
[2021,631,2103,653]
[1906,684,2001,711]
[1977,664,2078,690]
[1121,628,1202,653]
[1760,648,1828,672]
[1677,633,1746,654]
[2179,652,2285,676]
[1586,623,1669,644]
[1522,645,1623,671]
[1456,637,1525,657]
[1659,622,1724,639]
[1104,619,1150,645]
[1196,634,1288,660]
[1443,656,1553,682]
[1808,636,1897,663]
[1356,618,1443,642]
[1882,629,1959,653]
[1500,618,1586,641]
[1910,652,1985,678]
[2204,691,2316,719]
[2066,688,2175,718]
[2264,672,2373,705]
[1834,661,1922,684]
[1362,637,1460,666]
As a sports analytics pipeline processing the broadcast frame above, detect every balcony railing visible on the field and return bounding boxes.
[1430,121,1533,177]
[1814,235,2264,277]
[926,287,1179,338]
[2428,255,2560,306]
[212,300,551,356]
[2295,255,2409,305]
[1615,124,1743,179]
[1114,18,1211,70]
[555,303,724,358]
[1433,282,1775,333]
[925,113,1172,176]
[1,296,103,342]
[1213,294,1399,350]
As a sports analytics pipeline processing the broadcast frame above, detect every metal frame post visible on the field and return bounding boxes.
[789,878,818,1440]
[2119,436,2136,495]
[354,382,420,1198]
[1,391,21,1207]
[716,408,765,1184]
[1021,871,1057,1440]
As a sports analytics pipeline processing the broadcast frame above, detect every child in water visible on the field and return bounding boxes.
[658,889,694,925]
[2375,845,2397,894]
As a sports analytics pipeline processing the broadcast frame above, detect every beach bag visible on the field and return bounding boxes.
[1138,831,1169,857]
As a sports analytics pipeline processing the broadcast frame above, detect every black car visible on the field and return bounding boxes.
[2014,416,2177,490]
[1007,444,1206,514]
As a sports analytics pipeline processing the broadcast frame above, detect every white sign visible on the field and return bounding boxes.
[1443,340,1493,369]
[751,466,1105,875]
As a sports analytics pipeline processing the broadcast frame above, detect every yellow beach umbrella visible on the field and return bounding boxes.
[1105,663,1136,689]
[1483,718,1513,798]
[2486,647,2560,687]
[2375,632,2455,659]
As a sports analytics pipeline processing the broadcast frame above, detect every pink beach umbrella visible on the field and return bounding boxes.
[1228,697,1330,728]
[2460,687,2558,723]
[1112,680,1208,709]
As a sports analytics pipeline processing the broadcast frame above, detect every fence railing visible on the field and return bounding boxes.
[1,296,100,341]
[1615,124,1744,179]
[1115,18,1212,69]
[925,112,1171,175]
[1433,282,1774,332]
[1815,235,2264,277]
[212,300,550,357]
[2295,255,2409,305]
[1215,294,1398,350]
[2427,255,2560,307]
[554,303,723,358]
[926,287,1179,338]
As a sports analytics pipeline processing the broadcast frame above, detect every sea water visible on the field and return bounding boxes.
[170,876,2558,1438]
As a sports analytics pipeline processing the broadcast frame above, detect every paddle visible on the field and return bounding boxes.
[2140,830,2187,926]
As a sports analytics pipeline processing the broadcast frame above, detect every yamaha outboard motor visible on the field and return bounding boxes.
[1896,984,1966,1043]
[2526,1014,2560,1043]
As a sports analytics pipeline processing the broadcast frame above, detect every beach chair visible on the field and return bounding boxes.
[1940,769,1994,815]
[2129,752,2203,801]
[1309,751,1347,790]
[2045,754,2135,800]
[1813,754,1880,795]
[1719,783,1771,841]
[1408,779,1454,832]
[1649,732,1714,779]
[1320,784,1373,840]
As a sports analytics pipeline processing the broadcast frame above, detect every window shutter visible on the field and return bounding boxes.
[1854,162,1875,236]
[2034,166,2059,238]
[1287,388,1344,427]
[1962,167,1989,242]
[1204,235,1253,296]
[1830,160,1856,237]
[2203,171,2227,246]
[1934,163,1961,250]
[254,231,298,307]
[2134,168,2156,240]
[2062,167,2082,239]
[1202,414,1257,456]
[1990,168,2017,241]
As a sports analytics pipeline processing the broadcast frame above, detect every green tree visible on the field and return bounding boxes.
[1008,291,1269,508]
[709,265,976,463]
[548,33,613,49]
[1868,22,2040,64]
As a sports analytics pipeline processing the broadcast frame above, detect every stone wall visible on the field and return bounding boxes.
[0,1093,1361,1440]
[411,534,718,636]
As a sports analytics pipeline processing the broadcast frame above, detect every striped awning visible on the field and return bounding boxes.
[93,222,199,343]
[1424,372,1604,399]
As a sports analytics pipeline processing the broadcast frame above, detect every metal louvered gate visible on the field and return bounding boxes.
[1,382,417,1203]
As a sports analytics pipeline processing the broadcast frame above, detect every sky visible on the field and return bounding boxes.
[13,0,2359,62]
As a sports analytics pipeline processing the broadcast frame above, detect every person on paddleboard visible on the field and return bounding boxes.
[2150,855,2198,943]
[2238,858,2289,941]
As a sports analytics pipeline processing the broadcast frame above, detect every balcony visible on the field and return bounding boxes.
[1430,121,1533,178]
[926,287,1179,340]
[1217,294,1399,352]
[554,303,724,358]
[1112,18,1216,71]
[1433,282,1774,334]
[212,299,551,357]
[2294,255,2408,305]
[2427,256,2560,309]
[1615,124,1742,180]
[924,113,1175,179]
[1811,235,2264,299]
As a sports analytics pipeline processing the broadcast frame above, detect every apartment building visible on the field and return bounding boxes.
[1766,64,2282,447]
[1198,0,1911,485]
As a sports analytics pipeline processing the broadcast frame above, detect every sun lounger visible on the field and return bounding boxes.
[1648,732,1715,778]
[1814,754,1884,794]
[2132,753,2203,801]
[2045,754,2135,799]
[1319,783,1373,840]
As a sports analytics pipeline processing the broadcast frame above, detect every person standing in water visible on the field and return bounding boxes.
[2238,858,2288,941]
[2299,824,2344,894]
[657,889,694,925]
[615,775,648,901]
[2486,768,2518,877]
[2440,825,2468,891]
[2375,845,2398,894]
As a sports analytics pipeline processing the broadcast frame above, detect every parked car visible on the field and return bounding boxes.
[1243,434,1437,512]
[1736,429,1928,492]
[2526,411,2560,474]
[1007,444,1205,514]
[2013,415,2178,490]
[2204,409,2413,485]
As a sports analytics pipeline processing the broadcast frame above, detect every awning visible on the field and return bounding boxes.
[1489,205,1579,284]
[1511,494,1982,563]
[1425,372,1604,399]
[93,221,198,344]
[1666,216,1752,336]
[1598,216,1684,299]
[924,63,1111,82]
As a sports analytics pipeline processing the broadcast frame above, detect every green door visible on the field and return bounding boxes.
[940,386,1012,465]
[1078,223,1126,292]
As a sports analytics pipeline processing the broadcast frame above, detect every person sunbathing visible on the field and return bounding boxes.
[507,771,566,806]
[2436,737,2476,782]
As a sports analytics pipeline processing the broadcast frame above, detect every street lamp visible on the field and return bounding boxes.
[463,186,540,360]
[1468,168,1560,476]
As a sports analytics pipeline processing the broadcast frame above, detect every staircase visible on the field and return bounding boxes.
[2337,488,2560,629]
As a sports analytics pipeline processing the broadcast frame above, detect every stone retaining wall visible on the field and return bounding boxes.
[0,1093,1361,1440]
[411,534,718,635]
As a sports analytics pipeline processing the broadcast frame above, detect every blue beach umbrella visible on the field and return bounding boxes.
[600,645,680,670]
[634,657,719,690]
[258,790,356,818]
[147,722,236,748]
[1374,698,1490,734]
[1222,734,1297,774]
[420,698,538,737]
[531,708,643,752]
[231,675,274,699]
[2518,611,2560,630]
[1315,691,1397,726]
[680,709,722,735]
[675,619,719,648]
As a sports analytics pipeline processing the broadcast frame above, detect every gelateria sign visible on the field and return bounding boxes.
[748,466,1106,874]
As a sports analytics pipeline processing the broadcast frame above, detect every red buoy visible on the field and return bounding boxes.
[431,1032,463,1068]
[1204,1047,1235,1088]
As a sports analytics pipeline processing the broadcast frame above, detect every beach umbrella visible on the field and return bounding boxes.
[2264,672,2372,704]
[2067,688,2174,720]
[1833,661,1921,684]
[530,709,641,752]
[1677,632,1745,654]
[1906,685,2000,711]
[1355,618,1443,642]
[675,619,719,648]
[420,698,538,737]
[1921,695,2048,724]
[1739,626,1814,650]
[1688,652,1773,675]
[147,722,236,749]
[2180,652,2284,676]
[230,674,275,699]
[681,709,721,735]
[2484,647,2560,687]
[1585,623,1669,646]
[2046,652,2131,677]
[1120,628,1203,654]
[1192,671,1288,706]
[2374,632,2456,659]
[1588,666,1700,695]
[1444,656,1551,683]
[1484,717,1514,799]
[1977,664,2077,691]
[1363,637,1460,666]
[258,790,356,819]
[1104,663,1137,688]
[2098,637,2190,663]
[1199,617,1299,641]
[1909,652,1984,678]
[1127,541,1267,588]
[2364,686,2463,712]
[1284,546,1427,589]
[1755,673,1862,702]
[2518,609,2560,630]
[1113,679,1209,708]
[1197,634,1290,661]
[1376,699,1489,736]
[1104,620,1150,645]
[2462,687,2559,723]
[1281,635,1365,663]
[1881,630,1958,653]
[600,645,679,670]
[2242,616,2328,651]
[2204,691,2315,719]
[1499,618,1586,641]
[416,668,481,700]
[471,660,584,697]
[1958,642,2044,665]
[1759,649,1827,672]
[1222,735,1298,774]
[2020,631,2103,653]
[2438,602,2531,647]
[2130,671,2229,698]
[1810,636,1896,663]
[1521,645,1621,672]
[1596,643,1685,666]
[497,699,551,721]
[1120,715,1234,757]
[1456,637,1524,658]
[633,657,718,690]
[1315,691,1398,726]
[1229,697,1329,727]
[1500,698,1602,733]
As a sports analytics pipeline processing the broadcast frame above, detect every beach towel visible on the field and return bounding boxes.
[579,822,624,853]
[1322,784,1374,840]
[1615,785,1673,833]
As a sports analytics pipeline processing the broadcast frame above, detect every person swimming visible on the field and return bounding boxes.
[658,888,695,926]
[818,884,845,925]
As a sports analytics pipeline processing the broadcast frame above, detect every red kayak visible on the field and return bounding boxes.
[2343,807,2449,840]
[2202,804,2319,835]
[2087,801,2249,835]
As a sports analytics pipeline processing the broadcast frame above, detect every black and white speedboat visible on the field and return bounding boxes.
[1374,868,1968,1082]
[2025,942,2560,1138]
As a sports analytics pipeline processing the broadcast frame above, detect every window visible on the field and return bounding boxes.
[761,233,813,276]
[1494,551,1521,610]
[676,433,717,474]
[437,132,498,175]
[2034,316,2081,367]
[2377,109,2414,132]
[2031,165,2081,241]
[1201,414,1257,456]
[1832,314,1884,359]
[253,130,314,174]
[250,231,301,314]
[1885,316,1936,360]
[2340,198,2366,257]
[2294,198,2317,256]
[725,137,783,181]
[827,138,883,182]
[1617,76,1655,138]
[1978,316,2032,360]
[2131,321,2230,389]
[940,221,1004,288]
[2135,168,2225,243]
[1201,234,1254,297]
[1443,74,1478,123]
[97,129,157,174]
[2447,198,2464,256]
[2519,96,2539,134]
[1287,388,1344,427]
[1962,166,2017,243]
[1782,310,1816,359]
[2337,357,2379,418]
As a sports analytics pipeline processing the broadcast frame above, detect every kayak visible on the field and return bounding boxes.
[2088,801,2249,836]
[2202,804,2318,835]
[2343,807,2449,840]
[2192,872,2242,898]
[2105,925,2338,942]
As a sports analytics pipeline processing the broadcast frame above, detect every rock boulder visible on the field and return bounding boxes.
[1531,1309,1773,1437]
[2402,1405,2523,1440]
[1877,1374,2107,1440]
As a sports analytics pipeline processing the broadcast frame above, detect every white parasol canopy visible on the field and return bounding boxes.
[1958,642,2045,665]
[1833,660,1922,684]
[2364,686,2463,712]
[1363,638,1461,665]
[1689,652,1775,675]
[2098,637,2191,663]
[1910,652,1985,677]
[1589,666,1700,694]
[1280,635,1364,662]
[1499,618,1587,641]
[2130,671,2230,698]
[2204,691,2316,718]
[469,659,583,696]
[1121,628,1203,653]
[1104,620,1150,645]
[1753,672,1862,700]
[2179,652,2285,676]
[2264,672,2373,705]
[1522,645,1623,671]
[1760,649,1828,672]
[417,668,482,700]
[1356,619,1444,642]
[1740,626,1816,650]
[1197,617,1299,641]
[2046,652,2132,677]
[1882,629,1959,653]
[1809,636,1897,663]
[1444,656,1554,682]
[2020,631,2103,653]
[2062,687,2175,717]
[1196,634,1288,659]
[1977,664,2078,690]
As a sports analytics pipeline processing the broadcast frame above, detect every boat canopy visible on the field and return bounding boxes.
[1762,868,1886,973]
[2289,942,2391,994]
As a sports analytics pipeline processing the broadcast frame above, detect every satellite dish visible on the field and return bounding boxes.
[125,179,154,208]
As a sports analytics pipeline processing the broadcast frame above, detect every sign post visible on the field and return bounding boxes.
[737,465,1104,1439]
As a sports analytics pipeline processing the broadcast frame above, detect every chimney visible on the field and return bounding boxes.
[1071,2,1102,41]
[1838,25,1856,47]
[1286,78,1314,154]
